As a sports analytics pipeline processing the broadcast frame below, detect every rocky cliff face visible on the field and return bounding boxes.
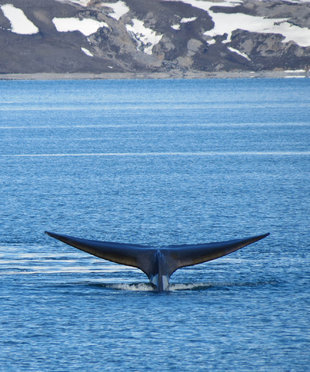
[1,0,310,74]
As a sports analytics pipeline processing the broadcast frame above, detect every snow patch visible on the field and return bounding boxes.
[1,4,39,35]
[68,0,90,6]
[171,16,198,31]
[171,24,181,30]
[285,69,306,73]
[228,46,251,61]
[272,21,310,47]
[180,16,197,23]
[126,19,163,55]
[178,0,242,12]
[179,0,310,47]
[81,47,93,56]
[284,69,307,78]
[101,1,129,20]
[53,17,108,36]
[205,13,310,47]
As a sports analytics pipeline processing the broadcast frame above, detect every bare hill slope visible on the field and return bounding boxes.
[1,0,310,74]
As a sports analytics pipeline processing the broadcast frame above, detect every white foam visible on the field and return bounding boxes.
[1,4,39,35]
[101,1,129,21]
[106,283,155,291]
[126,19,163,55]
[169,283,212,291]
[52,17,108,36]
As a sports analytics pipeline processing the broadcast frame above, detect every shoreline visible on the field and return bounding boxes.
[0,70,309,80]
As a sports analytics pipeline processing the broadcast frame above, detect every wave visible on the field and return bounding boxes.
[83,280,279,292]
[2,151,310,157]
[1,122,310,129]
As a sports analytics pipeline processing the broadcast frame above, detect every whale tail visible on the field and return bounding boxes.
[45,231,269,291]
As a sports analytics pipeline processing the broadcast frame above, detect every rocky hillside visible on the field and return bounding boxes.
[1,0,310,74]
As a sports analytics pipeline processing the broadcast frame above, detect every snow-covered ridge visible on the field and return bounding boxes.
[1,0,309,74]
[179,0,310,47]
[52,17,108,36]
[1,3,39,35]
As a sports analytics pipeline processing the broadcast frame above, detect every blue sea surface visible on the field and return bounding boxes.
[0,78,309,371]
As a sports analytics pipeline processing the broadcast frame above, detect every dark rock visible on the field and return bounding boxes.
[0,0,309,74]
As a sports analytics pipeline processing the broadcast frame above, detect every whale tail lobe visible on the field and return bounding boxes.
[45,231,269,291]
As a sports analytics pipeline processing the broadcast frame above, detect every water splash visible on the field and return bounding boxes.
[90,280,279,292]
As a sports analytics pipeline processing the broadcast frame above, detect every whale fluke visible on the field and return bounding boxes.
[45,231,269,291]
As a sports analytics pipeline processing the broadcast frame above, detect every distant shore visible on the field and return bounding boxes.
[0,70,309,80]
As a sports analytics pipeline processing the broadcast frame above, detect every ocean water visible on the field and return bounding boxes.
[0,78,309,371]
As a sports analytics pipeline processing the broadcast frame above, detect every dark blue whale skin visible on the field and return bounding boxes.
[45,231,269,292]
